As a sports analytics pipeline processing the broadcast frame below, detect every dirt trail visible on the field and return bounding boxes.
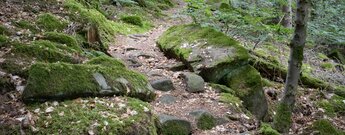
[108,1,256,134]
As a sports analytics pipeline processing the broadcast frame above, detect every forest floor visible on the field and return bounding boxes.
[0,0,344,134]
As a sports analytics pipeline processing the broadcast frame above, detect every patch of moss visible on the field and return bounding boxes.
[312,119,344,135]
[121,15,143,27]
[13,20,39,32]
[36,13,68,31]
[22,62,155,102]
[335,86,345,98]
[259,123,280,135]
[197,113,216,130]
[302,63,313,73]
[64,0,152,48]
[0,35,8,47]
[43,32,82,52]
[273,103,292,133]
[317,95,345,116]
[209,83,235,94]
[0,25,11,35]
[86,55,126,68]
[317,53,329,60]
[320,62,334,70]
[161,118,191,135]
[25,97,158,134]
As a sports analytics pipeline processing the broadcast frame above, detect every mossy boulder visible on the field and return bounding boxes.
[189,110,216,130]
[259,123,280,135]
[158,114,192,135]
[86,55,126,68]
[121,16,143,27]
[222,65,268,120]
[24,97,158,134]
[0,41,83,77]
[157,24,267,120]
[36,13,68,32]
[43,32,82,52]
[157,24,248,82]
[22,61,156,103]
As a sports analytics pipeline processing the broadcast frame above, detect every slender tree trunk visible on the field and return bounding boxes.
[273,0,310,133]
[282,0,293,28]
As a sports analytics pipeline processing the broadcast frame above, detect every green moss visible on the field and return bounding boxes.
[197,113,216,130]
[43,32,81,52]
[209,83,235,94]
[320,62,334,70]
[22,62,155,102]
[13,20,39,32]
[302,63,313,73]
[24,97,158,134]
[161,120,191,135]
[259,123,280,135]
[121,15,143,27]
[317,95,345,116]
[0,25,11,35]
[312,119,344,135]
[0,35,8,47]
[219,93,242,106]
[273,103,292,133]
[318,53,329,60]
[36,13,68,31]
[64,0,151,48]
[335,86,345,98]
[86,55,126,68]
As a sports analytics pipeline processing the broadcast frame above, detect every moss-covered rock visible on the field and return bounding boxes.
[121,15,143,27]
[223,65,268,120]
[312,119,344,135]
[36,13,68,31]
[259,123,280,135]
[22,62,156,102]
[86,55,126,68]
[24,97,158,134]
[209,83,236,94]
[157,24,248,82]
[328,49,345,64]
[158,24,267,120]
[43,32,82,52]
[158,114,192,135]
[196,112,216,130]
[0,41,83,77]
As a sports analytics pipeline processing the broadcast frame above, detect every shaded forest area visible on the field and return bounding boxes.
[0,0,344,134]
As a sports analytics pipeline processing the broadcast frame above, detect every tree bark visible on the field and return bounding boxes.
[282,0,293,28]
[273,0,310,133]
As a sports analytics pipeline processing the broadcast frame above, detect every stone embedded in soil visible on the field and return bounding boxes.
[189,109,216,130]
[159,114,192,135]
[181,72,205,93]
[158,95,176,104]
[150,78,174,91]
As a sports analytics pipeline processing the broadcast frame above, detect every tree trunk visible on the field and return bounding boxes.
[282,0,293,28]
[273,0,310,133]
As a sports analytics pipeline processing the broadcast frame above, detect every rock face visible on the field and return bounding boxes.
[181,72,205,93]
[158,114,192,135]
[150,78,174,91]
[22,57,156,102]
[157,24,268,120]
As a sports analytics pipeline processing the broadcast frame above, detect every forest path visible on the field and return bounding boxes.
[108,1,255,134]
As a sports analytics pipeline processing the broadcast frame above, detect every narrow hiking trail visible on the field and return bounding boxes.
[108,1,256,134]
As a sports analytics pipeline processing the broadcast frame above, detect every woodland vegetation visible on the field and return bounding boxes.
[0,0,344,135]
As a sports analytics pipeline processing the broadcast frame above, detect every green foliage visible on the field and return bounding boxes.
[86,55,125,68]
[13,20,39,32]
[317,95,345,116]
[259,123,280,135]
[121,15,143,26]
[312,119,344,135]
[320,62,334,70]
[0,35,8,47]
[36,13,68,31]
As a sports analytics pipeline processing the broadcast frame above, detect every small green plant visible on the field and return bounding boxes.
[120,15,143,26]
[13,20,39,32]
[320,62,334,70]
[259,123,280,135]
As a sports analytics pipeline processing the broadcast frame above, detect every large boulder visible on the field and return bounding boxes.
[21,97,159,134]
[157,24,267,120]
[158,114,192,135]
[22,57,156,102]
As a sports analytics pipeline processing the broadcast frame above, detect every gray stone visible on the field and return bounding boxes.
[159,114,192,135]
[182,72,205,93]
[150,78,174,91]
[158,95,176,104]
[93,72,111,90]
[166,62,187,71]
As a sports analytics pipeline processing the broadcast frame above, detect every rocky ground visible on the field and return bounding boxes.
[0,0,344,135]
